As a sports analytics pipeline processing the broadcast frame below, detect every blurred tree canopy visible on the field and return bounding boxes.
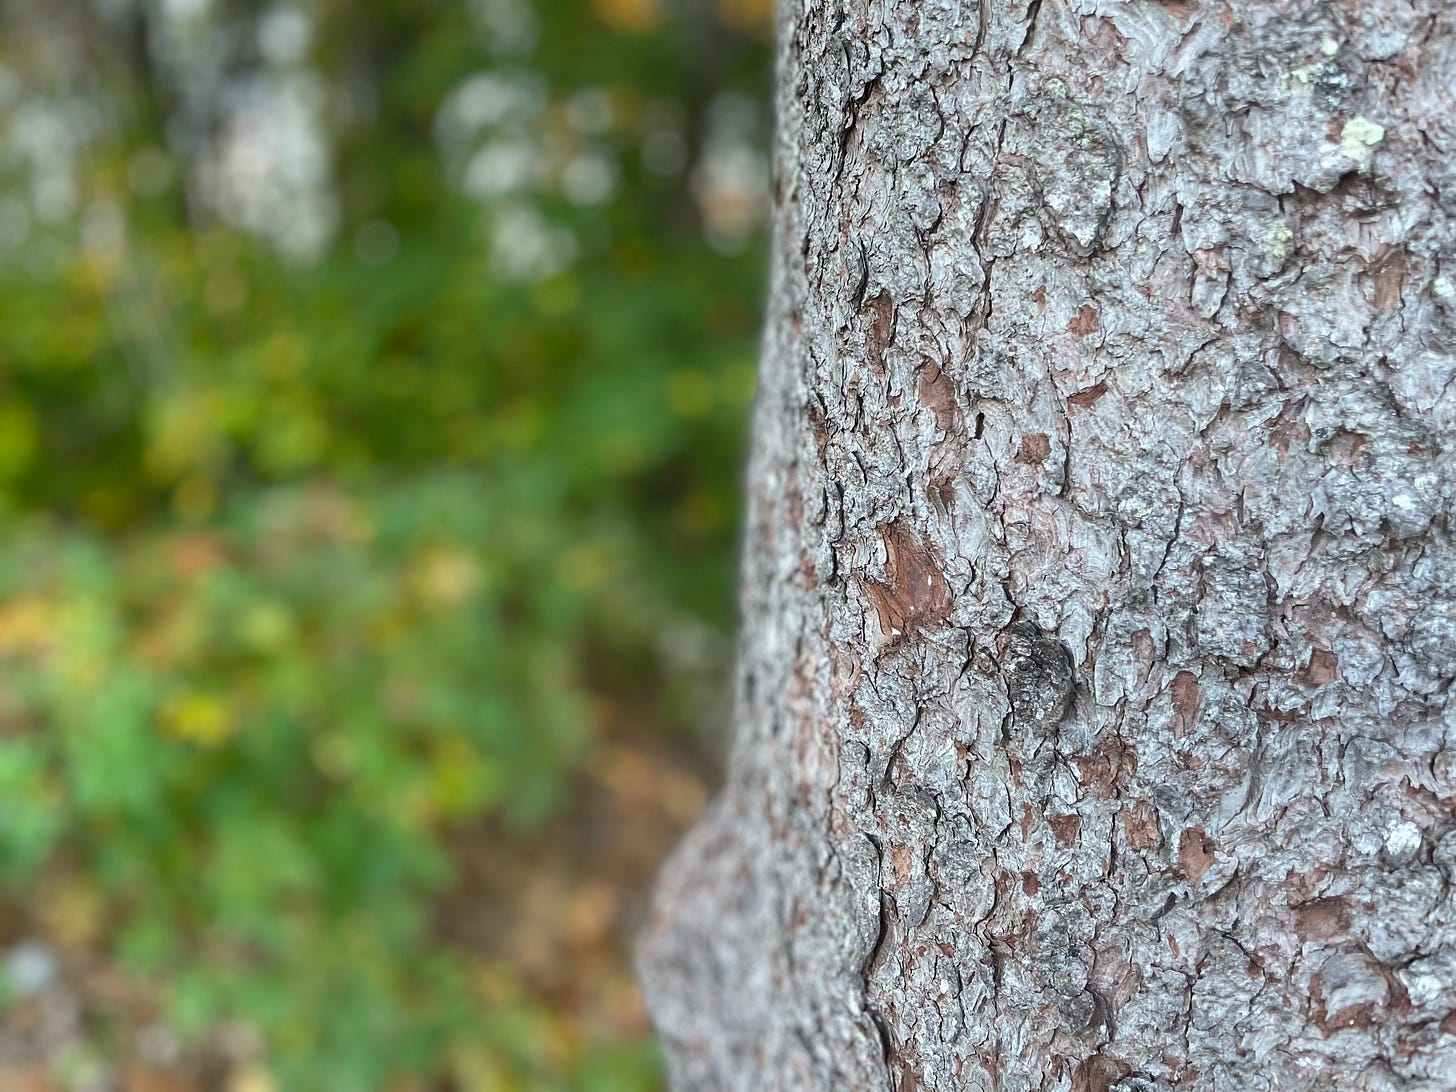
[0,0,768,1088]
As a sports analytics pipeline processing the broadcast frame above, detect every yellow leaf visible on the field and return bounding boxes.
[0,598,58,657]
[240,602,294,653]
[145,389,224,481]
[159,691,235,747]
[592,0,662,32]
[226,1063,277,1092]
[36,873,104,953]
[412,547,480,610]
[716,0,774,33]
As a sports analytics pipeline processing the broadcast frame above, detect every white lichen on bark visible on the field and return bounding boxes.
[640,0,1456,1088]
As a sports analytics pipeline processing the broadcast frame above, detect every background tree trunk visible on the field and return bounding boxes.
[639,0,1456,1087]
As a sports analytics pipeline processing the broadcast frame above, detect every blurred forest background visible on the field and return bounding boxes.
[0,0,769,1088]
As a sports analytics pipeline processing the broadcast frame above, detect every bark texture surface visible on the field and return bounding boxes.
[639,0,1456,1088]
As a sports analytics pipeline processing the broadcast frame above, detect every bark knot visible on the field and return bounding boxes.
[1002,620,1075,728]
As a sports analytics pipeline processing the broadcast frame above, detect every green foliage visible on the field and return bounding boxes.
[0,0,768,1086]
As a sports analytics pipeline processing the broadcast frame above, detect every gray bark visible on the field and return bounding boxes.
[639,0,1456,1088]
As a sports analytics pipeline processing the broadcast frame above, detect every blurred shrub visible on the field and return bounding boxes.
[0,0,768,1086]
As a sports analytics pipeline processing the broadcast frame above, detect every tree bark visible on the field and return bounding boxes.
[639,0,1456,1088]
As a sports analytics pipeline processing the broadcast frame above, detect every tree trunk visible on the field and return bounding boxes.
[639,0,1456,1087]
